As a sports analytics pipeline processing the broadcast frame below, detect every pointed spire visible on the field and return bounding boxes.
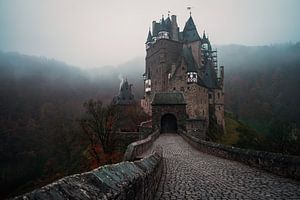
[160,14,167,32]
[183,15,200,42]
[146,28,152,44]
[203,30,206,39]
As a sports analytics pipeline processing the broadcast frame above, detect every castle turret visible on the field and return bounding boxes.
[157,15,169,39]
[113,79,135,105]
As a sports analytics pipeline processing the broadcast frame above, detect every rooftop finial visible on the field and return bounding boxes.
[168,10,170,17]
[187,6,192,16]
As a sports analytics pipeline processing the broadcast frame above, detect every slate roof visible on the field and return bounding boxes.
[146,30,152,43]
[152,22,160,36]
[182,16,201,42]
[165,17,172,31]
[201,36,212,50]
[203,64,218,89]
[182,46,197,72]
[152,92,186,105]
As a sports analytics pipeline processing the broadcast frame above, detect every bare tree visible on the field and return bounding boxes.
[80,99,118,163]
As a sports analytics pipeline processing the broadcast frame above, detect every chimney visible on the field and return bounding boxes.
[171,15,179,41]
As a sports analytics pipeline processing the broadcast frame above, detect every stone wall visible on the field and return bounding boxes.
[180,131,300,180]
[123,130,160,161]
[13,152,163,200]
[13,130,163,200]
[213,88,225,129]
[114,131,141,152]
[152,105,186,131]
[186,119,206,139]
[143,38,183,114]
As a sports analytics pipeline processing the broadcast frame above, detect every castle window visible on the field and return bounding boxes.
[173,87,176,90]
[218,92,220,99]
[187,86,190,90]
[209,94,212,99]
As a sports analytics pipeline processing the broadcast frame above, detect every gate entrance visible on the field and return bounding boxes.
[161,114,178,133]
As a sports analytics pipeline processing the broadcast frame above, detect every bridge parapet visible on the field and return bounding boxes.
[180,131,300,180]
[13,150,163,200]
[123,130,160,161]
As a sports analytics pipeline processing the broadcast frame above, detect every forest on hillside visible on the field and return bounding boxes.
[1,42,300,198]
[0,52,144,198]
[218,43,300,133]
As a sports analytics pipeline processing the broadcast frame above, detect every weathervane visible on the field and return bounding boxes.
[187,6,192,16]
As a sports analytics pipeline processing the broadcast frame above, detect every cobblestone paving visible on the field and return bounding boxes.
[144,133,300,200]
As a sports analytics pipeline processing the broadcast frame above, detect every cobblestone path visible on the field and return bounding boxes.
[145,133,300,200]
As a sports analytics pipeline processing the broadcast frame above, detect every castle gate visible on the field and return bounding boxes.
[151,92,186,133]
[161,114,177,133]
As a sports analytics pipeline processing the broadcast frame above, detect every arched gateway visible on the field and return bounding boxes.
[151,92,186,133]
[161,114,178,133]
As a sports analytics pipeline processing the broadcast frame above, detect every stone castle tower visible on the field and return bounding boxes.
[141,14,225,138]
[113,79,136,105]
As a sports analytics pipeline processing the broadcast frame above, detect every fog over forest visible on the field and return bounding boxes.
[1,41,300,198]
[1,0,300,198]
[1,42,300,130]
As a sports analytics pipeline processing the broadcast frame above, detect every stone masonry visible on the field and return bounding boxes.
[144,134,300,200]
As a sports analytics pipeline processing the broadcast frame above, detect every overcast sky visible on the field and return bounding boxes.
[1,0,300,68]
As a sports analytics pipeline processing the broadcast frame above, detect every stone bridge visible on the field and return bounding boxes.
[144,133,300,199]
[15,131,300,200]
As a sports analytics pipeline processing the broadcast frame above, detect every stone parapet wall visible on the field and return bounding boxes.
[13,151,163,200]
[114,131,141,152]
[123,130,160,161]
[180,131,300,180]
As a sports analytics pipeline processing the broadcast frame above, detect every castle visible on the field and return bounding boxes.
[112,79,136,105]
[141,13,225,139]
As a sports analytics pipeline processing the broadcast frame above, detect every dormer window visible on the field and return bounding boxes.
[145,79,151,93]
[158,31,169,39]
[152,37,157,43]
[202,43,209,50]
[187,72,197,83]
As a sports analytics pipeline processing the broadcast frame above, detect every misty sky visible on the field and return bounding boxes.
[1,0,300,68]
